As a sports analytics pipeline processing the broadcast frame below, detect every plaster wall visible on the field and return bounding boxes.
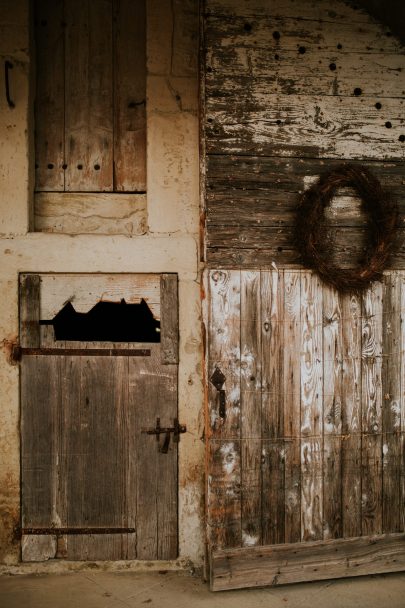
[0,0,204,568]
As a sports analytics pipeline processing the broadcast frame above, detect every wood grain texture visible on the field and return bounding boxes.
[300,273,323,541]
[261,270,285,544]
[34,0,65,191]
[283,271,301,543]
[113,0,146,191]
[211,533,405,591]
[160,274,179,364]
[34,192,147,235]
[204,0,405,267]
[382,272,402,533]
[240,271,261,547]
[39,273,161,321]
[361,282,383,536]
[20,274,41,348]
[20,275,178,561]
[341,293,362,538]
[208,270,242,549]
[207,268,405,585]
[64,0,114,191]
[322,285,343,539]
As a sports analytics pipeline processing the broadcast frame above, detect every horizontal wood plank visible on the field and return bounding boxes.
[34,192,147,235]
[211,533,405,591]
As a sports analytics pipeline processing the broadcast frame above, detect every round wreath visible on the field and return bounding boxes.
[295,163,398,292]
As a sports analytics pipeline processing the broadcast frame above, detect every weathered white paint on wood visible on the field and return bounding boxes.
[207,269,405,582]
[34,193,147,235]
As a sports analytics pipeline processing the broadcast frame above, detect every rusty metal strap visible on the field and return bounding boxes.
[13,346,150,360]
[21,527,136,535]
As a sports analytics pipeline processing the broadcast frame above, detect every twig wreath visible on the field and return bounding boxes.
[295,163,398,293]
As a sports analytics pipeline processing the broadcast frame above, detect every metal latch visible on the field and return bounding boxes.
[141,417,186,453]
[210,367,226,419]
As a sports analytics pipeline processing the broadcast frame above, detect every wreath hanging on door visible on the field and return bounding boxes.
[295,163,398,292]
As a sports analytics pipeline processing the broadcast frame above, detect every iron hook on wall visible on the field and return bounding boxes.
[5,61,15,108]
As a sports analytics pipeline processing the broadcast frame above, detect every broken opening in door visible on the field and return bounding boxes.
[40,298,160,342]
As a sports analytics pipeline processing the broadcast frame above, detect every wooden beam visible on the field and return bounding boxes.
[211,533,405,591]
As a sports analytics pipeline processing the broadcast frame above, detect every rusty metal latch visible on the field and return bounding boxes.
[141,417,186,453]
[210,367,226,419]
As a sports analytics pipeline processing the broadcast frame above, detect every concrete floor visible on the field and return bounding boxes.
[1,570,405,608]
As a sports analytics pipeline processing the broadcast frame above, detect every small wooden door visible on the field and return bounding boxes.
[20,273,179,561]
[207,269,405,590]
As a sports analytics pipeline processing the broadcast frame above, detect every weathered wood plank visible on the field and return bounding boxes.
[341,292,362,538]
[40,273,161,321]
[322,285,342,539]
[34,192,147,235]
[156,360,178,559]
[210,533,405,591]
[206,94,405,161]
[382,272,402,533]
[113,0,146,191]
[21,535,57,562]
[401,275,405,533]
[66,343,128,559]
[160,274,179,364]
[20,274,41,348]
[208,270,241,548]
[206,0,386,23]
[261,270,285,544]
[240,271,261,547]
[300,272,323,541]
[34,0,65,191]
[206,225,405,269]
[283,271,301,543]
[205,13,402,55]
[130,345,169,559]
[65,0,113,191]
[361,282,383,536]
[206,52,405,98]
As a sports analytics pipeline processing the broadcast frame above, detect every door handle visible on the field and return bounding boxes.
[210,367,226,419]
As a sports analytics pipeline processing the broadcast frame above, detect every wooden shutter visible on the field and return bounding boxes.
[34,0,146,193]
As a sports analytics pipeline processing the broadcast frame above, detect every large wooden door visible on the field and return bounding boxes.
[207,269,405,590]
[20,273,179,561]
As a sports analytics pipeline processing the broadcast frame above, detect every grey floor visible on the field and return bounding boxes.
[1,570,405,608]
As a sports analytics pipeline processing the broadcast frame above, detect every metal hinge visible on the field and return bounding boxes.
[141,417,186,453]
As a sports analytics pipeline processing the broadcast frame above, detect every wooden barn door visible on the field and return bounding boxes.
[20,273,179,561]
[207,269,405,590]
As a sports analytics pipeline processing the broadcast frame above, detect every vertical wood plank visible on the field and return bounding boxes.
[382,272,402,533]
[20,274,41,347]
[341,293,362,538]
[322,285,342,539]
[130,345,159,559]
[361,282,383,536]
[283,270,301,543]
[156,360,178,559]
[300,272,323,541]
[401,273,405,533]
[34,0,65,191]
[113,0,146,191]
[65,0,113,191]
[208,270,241,549]
[240,271,262,547]
[66,343,127,559]
[160,274,179,364]
[261,269,285,544]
